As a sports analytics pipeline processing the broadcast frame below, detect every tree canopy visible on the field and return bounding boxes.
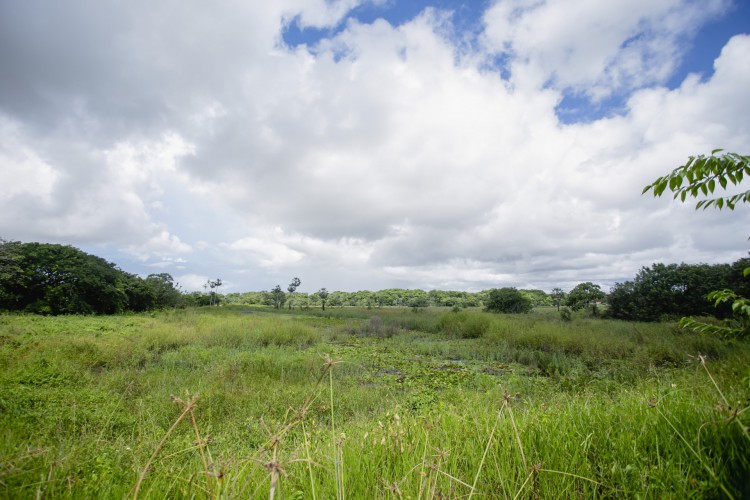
[566,282,605,315]
[0,241,203,314]
[607,260,750,322]
[485,287,533,314]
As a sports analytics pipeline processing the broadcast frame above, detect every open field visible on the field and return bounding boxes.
[1,306,749,498]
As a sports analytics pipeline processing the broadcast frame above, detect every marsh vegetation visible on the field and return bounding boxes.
[1,306,748,498]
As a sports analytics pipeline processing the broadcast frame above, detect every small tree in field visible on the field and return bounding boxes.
[316,287,329,311]
[485,287,533,313]
[566,282,605,316]
[269,285,286,310]
[644,150,750,338]
[287,277,301,310]
[550,287,566,311]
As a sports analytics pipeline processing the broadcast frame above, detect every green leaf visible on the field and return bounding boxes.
[700,183,708,196]
[708,179,715,193]
[711,148,724,155]
[719,176,727,189]
[743,267,750,277]
[717,198,723,209]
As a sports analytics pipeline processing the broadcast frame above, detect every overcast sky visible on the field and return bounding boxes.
[1,0,749,294]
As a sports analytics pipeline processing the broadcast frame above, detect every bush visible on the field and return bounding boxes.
[484,288,533,314]
[437,312,491,338]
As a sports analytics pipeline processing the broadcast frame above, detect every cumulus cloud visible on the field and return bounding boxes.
[482,0,729,97]
[0,1,748,292]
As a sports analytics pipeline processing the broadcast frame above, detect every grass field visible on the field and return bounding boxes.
[1,306,749,498]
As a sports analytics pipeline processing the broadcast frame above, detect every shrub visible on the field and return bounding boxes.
[485,288,533,314]
[560,307,572,321]
[437,312,491,338]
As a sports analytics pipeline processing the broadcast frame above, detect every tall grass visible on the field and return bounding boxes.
[0,307,748,498]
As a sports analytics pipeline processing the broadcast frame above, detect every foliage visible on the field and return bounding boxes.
[316,287,330,311]
[643,150,750,210]
[437,311,491,338]
[0,241,127,314]
[484,287,533,313]
[144,273,183,309]
[559,307,572,321]
[205,278,223,306]
[287,277,301,309]
[550,287,566,311]
[607,259,750,322]
[518,289,552,307]
[644,150,750,337]
[268,285,286,310]
[565,282,605,315]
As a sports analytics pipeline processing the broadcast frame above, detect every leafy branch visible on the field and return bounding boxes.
[643,150,750,210]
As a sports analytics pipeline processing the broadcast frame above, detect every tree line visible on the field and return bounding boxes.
[0,240,219,314]
[2,239,748,325]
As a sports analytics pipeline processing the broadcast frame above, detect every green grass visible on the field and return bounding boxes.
[1,306,748,498]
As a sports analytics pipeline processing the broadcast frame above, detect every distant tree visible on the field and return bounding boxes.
[409,296,429,313]
[145,273,183,309]
[119,272,156,312]
[269,285,286,310]
[208,278,222,306]
[519,289,551,307]
[566,282,606,316]
[287,277,301,310]
[316,287,330,311]
[550,288,566,311]
[485,287,533,314]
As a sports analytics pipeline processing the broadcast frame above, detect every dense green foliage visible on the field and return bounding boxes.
[1,307,748,498]
[0,241,212,314]
[644,150,750,337]
[643,150,750,211]
[608,259,750,322]
[565,282,606,315]
[485,287,533,313]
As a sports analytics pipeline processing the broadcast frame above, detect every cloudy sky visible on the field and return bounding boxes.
[1,0,749,294]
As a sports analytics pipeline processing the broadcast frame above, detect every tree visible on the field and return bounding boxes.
[644,150,750,338]
[145,273,183,309]
[485,287,533,313]
[269,285,286,310]
[566,282,605,316]
[519,289,552,307]
[409,295,429,313]
[287,277,301,310]
[316,287,329,311]
[550,288,566,311]
[606,261,745,322]
[0,241,128,314]
[206,278,222,306]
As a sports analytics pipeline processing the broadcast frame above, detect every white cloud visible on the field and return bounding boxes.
[482,0,729,96]
[1,1,748,292]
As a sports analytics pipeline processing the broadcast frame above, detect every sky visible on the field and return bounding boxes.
[1,0,749,294]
